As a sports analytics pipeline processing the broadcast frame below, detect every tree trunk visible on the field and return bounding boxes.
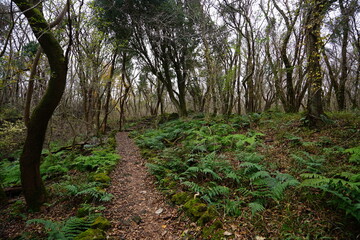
[101,50,117,134]
[304,0,334,128]
[24,48,42,127]
[337,0,350,111]
[13,0,68,211]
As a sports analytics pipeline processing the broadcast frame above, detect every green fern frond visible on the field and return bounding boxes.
[236,187,251,197]
[27,219,66,240]
[202,168,222,180]
[248,202,265,215]
[226,171,241,184]
[182,181,203,193]
[240,162,263,175]
[63,217,94,239]
[250,170,271,181]
[204,185,230,198]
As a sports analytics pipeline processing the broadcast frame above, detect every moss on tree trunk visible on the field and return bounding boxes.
[13,0,68,211]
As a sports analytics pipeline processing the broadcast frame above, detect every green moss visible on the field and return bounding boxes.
[74,228,106,240]
[171,192,191,205]
[91,173,111,185]
[197,206,217,226]
[91,216,111,230]
[160,177,177,188]
[183,199,207,221]
[201,220,224,239]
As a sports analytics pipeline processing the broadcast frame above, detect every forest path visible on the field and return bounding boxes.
[104,132,184,239]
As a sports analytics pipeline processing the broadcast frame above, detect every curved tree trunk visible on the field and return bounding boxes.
[13,0,68,211]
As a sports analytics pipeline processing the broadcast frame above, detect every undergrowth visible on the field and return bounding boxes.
[1,134,119,239]
[133,112,360,239]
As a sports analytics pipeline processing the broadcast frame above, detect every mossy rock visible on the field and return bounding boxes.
[201,220,224,239]
[183,199,207,221]
[91,173,111,184]
[197,206,217,226]
[74,228,106,240]
[91,216,111,230]
[171,192,191,205]
[159,177,177,188]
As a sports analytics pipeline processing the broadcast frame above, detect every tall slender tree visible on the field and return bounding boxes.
[13,0,69,210]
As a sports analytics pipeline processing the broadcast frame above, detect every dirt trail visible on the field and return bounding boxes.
[104,132,184,239]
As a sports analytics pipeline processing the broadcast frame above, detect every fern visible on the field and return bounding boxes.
[63,183,113,202]
[300,172,360,222]
[203,184,230,199]
[225,171,242,184]
[248,201,265,215]
[0,159,20,187]
[223,198,244,217]
[237,152,264,163]
[71,150,119,173]
[62,216,94,239]
[291,151,325,173]
[182,181,204,193]
[27,216,96,240]
[240,162,263,175]
[344,146,360,164]
[250,170,271,181]
[27,219,66,240]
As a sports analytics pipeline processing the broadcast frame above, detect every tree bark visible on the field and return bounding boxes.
[13,0,68,211]
[304,0,334,128]
[24,48,42,127]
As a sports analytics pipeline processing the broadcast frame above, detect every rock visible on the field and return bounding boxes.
[183,199,207,221]
[197,206,217,226]
[74,229,105,240]
[223,231,233,236]
[171,192,190,205]
[255,236,266,240]
[91,216,111,230]
[155,208,164,215]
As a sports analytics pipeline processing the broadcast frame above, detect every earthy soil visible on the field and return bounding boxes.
[104,132,185,239]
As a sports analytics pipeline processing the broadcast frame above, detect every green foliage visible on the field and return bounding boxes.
[0,120,25,157]
[300,172,360,222]
[76,204,105,217]
[344,146,360,164]
[135,116,301,219]
[27,215,96,240]
[41,153,69,180]
[283,133,303,146]
[74,228,105,240]
[22,41,39,57]
[63,182,113,202]
[248,201,265,216]
[240,162,299,206]
[291,151,325,173]
[0,159,20,187]
[222,198,244,217]
[91,216,111,230]
[71,150,119,173]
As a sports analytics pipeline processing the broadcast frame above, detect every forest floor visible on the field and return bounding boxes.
[104,132,186,239]
[1,112,359,239]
